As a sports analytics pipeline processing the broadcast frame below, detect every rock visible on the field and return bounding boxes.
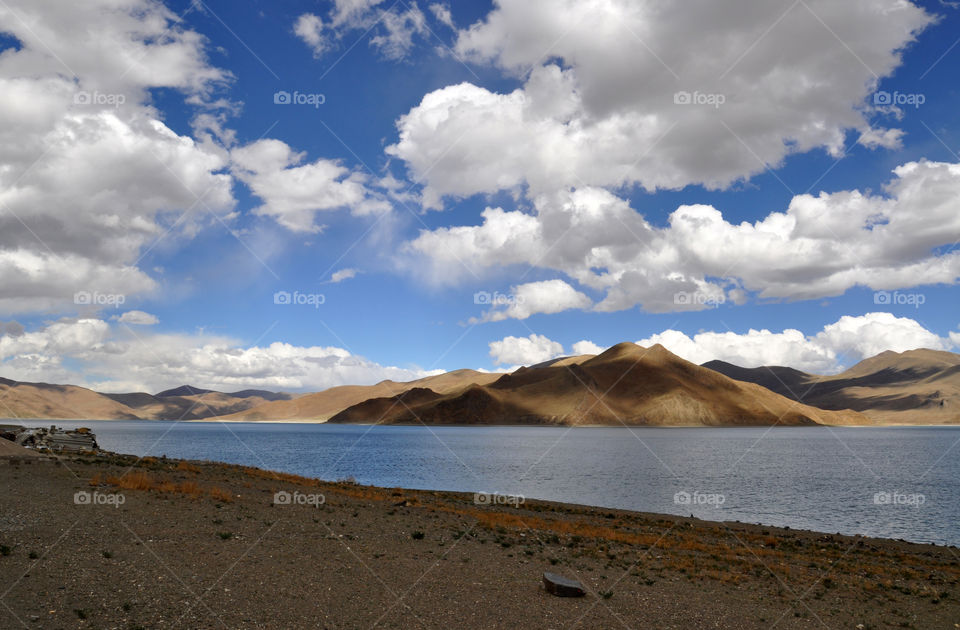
[543,571,585,597]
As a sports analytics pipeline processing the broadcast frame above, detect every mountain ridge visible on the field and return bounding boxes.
[1,346,955,425]
[328,342,868,426]
[702,348,960,424]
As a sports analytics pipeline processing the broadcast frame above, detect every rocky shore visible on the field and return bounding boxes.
[1,450,957,629]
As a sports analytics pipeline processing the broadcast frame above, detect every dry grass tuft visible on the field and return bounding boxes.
[176,461,202,473]
[209,487,234,503]
[106,471,156,491]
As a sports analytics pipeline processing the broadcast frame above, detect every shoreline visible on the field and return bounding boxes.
[2,450,958,628]
[12,417,960,427]
[13,443,957,548]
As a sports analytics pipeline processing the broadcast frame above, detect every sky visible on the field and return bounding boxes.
[0,0,959,394]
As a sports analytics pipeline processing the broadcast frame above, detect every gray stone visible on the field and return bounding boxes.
[543,571,585,597]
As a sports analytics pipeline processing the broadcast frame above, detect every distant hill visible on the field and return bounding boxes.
[0,379,142,420]
[702,348,960,425]
[0,379,291,421]
[4,347,953,425]
[328,343,867,426]
[217,369,503,422]
[156,385,215,397]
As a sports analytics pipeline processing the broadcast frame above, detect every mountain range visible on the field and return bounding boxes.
[327,342,865,426]
[0,344,956,426]
[704,348,960,425]
[0,377,292,421]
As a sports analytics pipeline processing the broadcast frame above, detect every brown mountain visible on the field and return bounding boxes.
[217,369,503,422]
[102,385,293,420]
[0,378,290,421]
[0,377,142,420]
[328,343,868,426]
[702,348,960,425]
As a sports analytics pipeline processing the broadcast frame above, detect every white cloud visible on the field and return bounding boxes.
[474,279,591,322]
[231,139,389,233]
[429,3,454,29]
[0,319,110,362]
[0,318,441,393]
[488,334,564,366]
[371,4,428,60]
[294,13,327,57]
[571,340,603,356]
[814,313,949,361]
[858,126,905,150]
[407,162,960,312]
[292,0,433,61]
[635,312,953,373]
[389,0,931,204]
[0,0,235,313]
[114,310,159,326]
[637,328,836,372]
[329,268,359,283]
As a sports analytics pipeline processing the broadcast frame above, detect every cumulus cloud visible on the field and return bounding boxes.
[389,0,931,205]
[571,340,603,356]
[293,13,327,57]
[488,334,564,366]
[0,0,235,313]
[407,162,960,312]
[293,0,433,61]
[636,312,953,373]
[473,279,591,322]
[0,319,110,362]
[499,313,955,374]
[114,310,159,326]
[814,313,949,361]
[230,139,390,233]
[0,318,440,393]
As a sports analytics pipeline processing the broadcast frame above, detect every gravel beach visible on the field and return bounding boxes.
[1,451,957,629]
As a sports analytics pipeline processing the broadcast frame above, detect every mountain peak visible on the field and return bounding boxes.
[156,385,215,397]
[841,347,960,379]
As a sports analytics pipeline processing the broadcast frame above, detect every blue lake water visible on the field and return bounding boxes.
[18,421,960,546]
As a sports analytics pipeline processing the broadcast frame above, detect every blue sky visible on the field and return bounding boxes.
[0,0,958,392]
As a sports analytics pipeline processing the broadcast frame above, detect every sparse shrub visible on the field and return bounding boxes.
[411,531,425,540]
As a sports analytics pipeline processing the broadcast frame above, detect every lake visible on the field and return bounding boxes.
[17,421,959,546]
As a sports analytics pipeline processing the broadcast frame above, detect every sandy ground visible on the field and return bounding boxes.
[1,451,958,629]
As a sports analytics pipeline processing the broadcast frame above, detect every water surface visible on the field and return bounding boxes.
[18,421,959,546]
